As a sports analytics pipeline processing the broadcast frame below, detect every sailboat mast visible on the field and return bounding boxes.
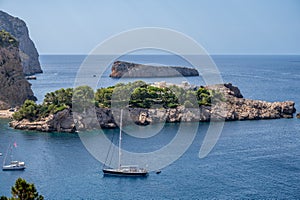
[3,144,10,166]
[118,109,123,169]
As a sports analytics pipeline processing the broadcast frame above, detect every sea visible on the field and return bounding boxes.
[0,55,300,199]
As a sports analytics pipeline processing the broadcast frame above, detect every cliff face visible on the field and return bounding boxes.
[0,30,36,109]
[110,61,199,78]
[9,83,296,132]
[0,10,42,75]
[10,108,76,132]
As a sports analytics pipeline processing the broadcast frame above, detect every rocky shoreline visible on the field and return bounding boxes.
[9,83,296,133]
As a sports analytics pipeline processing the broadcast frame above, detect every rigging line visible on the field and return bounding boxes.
[3,143,10,166]
[102,130,116,169]
[108,132,116,167]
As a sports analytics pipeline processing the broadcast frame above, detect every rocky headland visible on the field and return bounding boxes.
[0,30,37,109]
[110,61,199,78]
[0,10,42,75]
[9,83,296,133]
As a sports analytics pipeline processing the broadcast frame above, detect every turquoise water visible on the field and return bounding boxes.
[0,55,300,199]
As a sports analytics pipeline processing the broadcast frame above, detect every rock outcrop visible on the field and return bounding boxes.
[10,108,76,132]
[296,113,300,119]
[9,83,296,132]
[0,10,42,75]
[110,61,199,78]
[0,30,36,109]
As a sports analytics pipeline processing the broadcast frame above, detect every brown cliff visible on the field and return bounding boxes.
[0,10,42,75]
[0,30,36,109]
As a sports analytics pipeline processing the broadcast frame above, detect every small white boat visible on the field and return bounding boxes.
[2,143,26,171]
[25,75,37,80]
[3,161,25,171]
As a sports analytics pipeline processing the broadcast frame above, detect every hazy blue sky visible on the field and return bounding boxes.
[1,0,300,54]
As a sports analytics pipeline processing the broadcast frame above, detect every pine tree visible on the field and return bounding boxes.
[0,178,44,200]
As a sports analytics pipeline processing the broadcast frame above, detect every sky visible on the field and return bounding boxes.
[1,0,300,55]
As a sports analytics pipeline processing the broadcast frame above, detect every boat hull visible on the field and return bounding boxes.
[2,165,26,171]
[103,169,148,177]
[2,161,26,171]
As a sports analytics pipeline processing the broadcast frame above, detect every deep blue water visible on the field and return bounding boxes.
[1,55,300,199]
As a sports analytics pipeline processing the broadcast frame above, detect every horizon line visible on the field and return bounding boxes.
[39,53,300,56]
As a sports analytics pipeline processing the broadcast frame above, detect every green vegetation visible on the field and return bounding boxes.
[72,85,94,112]
[95,81,223,109]
[0,178,44,200]
[95,81,180,109]
[13,88,73,121]
[12,100,40,121]
[0,30,18,47]
[13,81,224,121]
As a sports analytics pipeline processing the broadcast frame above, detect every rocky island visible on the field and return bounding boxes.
[9,81,296,133]
[110,60,199,78]
[0,10,42,75]
[0,30,36,110]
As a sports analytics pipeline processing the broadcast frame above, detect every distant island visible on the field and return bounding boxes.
[9,81,296,133]
[110,60,199,78]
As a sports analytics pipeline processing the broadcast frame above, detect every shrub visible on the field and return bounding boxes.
[0,178,44,200]
[12,100,40,122]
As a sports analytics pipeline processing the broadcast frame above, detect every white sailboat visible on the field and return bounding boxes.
[102,109,148,177]
[2,143,25,171]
